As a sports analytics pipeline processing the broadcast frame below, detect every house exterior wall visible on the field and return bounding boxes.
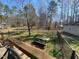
[63,25,79,36]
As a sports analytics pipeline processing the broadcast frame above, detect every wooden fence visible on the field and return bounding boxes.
[56,31,79,59]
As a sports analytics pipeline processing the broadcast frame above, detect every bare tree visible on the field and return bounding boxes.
[37,0,47,29]
[47,0,57,30]
[24,3,36,36]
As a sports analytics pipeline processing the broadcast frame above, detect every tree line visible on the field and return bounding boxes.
[0,0,67,36]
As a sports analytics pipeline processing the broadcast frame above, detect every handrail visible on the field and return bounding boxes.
[1,48,8,59]
[7,39,56,59]
[8,40,38,59]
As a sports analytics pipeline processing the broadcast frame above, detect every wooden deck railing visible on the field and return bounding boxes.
[7,39,56,59]
[1,48,22,59]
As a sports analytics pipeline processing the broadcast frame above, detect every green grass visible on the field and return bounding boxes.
[45,40,54,53]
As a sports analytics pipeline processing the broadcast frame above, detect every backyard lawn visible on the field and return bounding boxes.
[1,27,79,58]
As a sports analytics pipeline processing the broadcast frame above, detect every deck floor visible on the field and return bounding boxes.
[0,47,7,58]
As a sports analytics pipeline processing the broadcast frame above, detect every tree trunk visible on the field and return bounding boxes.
[28,28,31,36]
[27,19,31,36]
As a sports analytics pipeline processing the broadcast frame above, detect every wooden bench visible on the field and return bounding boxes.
[31,38,46,49]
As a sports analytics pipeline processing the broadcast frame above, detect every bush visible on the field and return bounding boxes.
[50,49,63,58]
[11,24,16,27]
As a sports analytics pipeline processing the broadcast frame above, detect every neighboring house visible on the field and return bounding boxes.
[63,17,79,36]
[63,25,79,36]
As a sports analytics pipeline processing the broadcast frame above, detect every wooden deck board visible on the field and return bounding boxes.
[8,40,57,59]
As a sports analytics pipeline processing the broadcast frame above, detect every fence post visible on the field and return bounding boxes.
[70,50,75,59]
[57,31,64,49]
